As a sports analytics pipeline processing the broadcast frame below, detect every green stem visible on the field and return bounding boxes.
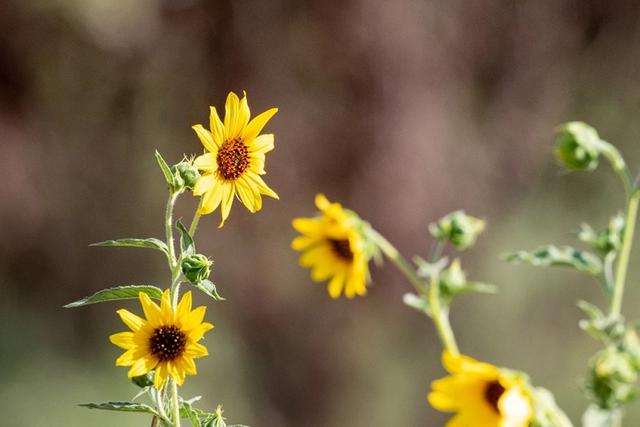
[610,191,640,316]
[188,211,201,238]
[170,267,183,309]
[428,273,459,355]
[165,192,179,268]
[368,228,427,294]
[171,379,181,427]
[368,228,459,354]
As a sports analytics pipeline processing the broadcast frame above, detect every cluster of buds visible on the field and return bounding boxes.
[429,210,485,250]
[554,121,625,173]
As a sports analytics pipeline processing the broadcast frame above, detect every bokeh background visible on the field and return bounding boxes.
[2,0,640,425]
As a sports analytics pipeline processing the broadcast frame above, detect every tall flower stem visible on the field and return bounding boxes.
[165,192,179,268]
[368,228,459,354]
[610,190,640,316]
[189,211,202,237]
[171,379,181,427]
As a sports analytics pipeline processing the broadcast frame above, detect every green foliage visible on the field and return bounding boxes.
[579,213,625,256]
[402,293,431,316]
[131,372,154,388]
[79,401,162,417]
[503,245,602,276]
[437,259,496,304]
[155,150,178,191]
[64,285,163,308]
[177,220,196,256]
[90,238,169,255]
[582,405,623,427]
[192,279,225,301]
[429,210,485,250]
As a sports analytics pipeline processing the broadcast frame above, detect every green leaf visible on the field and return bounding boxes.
[90,238,169,255]
[79,401,160,417]
[64,285,163,308]
[503,245,603,276]
[155,150,175,188]
[192,279,225,301]
[177,220,195,256]
[402,293,431,316]
[180,401,203,427]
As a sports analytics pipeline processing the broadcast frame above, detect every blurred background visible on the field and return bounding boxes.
[2,0,640,425]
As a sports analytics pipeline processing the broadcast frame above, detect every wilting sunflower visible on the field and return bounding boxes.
[291,194,369,299]
[110,290,214,389]
[192,91,279,227]
[428,351,532,427]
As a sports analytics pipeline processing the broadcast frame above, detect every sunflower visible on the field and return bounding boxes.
[291,194,369,299]
[192,91,279,227]
[110,290,214,389]
[428,351,532,427]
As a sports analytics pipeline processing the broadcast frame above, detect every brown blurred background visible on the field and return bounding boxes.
[2,0,640,426]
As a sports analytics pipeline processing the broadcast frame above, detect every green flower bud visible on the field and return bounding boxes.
[439,259,467,297]
[586,347,638,409]
[579,213,625,255]
[181,254,212,284]
[429,210,485,250]
[175,162,200,190]
[554,122,602,171]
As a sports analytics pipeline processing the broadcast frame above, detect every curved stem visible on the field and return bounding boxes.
[165,192,179,268]
[368,228,459,354]
[428,273,459,355]
[188,211,201,238]
[610,191,639,316]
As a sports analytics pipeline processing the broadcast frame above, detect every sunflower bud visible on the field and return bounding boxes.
[170,160,201,191]
[181,254,212,284]
[586,347,638,409]
[429,210,485,250]
[554,122,603,171]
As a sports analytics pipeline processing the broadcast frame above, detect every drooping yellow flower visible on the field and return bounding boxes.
[192,91,279,227]
[428,351,532,427]
[110,290,214,389]
[292,194,369,299]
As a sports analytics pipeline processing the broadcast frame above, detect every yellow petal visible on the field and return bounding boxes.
[218,182,235,228]
[127,355,158,378]
[139,292,162,328]
[223,91,249,140]
[198,182,224,215]
[242,108,278,142]
[194,153,218,173]
[179,356,197,375]
[116,309,146,332]
[160,289,174,325]
[181,306,207,332]
[154,362,169,389]
[291,236,315,251]
[249,133,275,154]
[315,193,331,211]
[109,332,136,349]
[292,218,321,235]
[327,270,346,299]
[244,173,278,200]
[188,322,214,342]
[235,179,258,213]
[115,349,137,366]
[192,124,217,153]
[185,342,209,358]
[176,291,193,321]
[209,106,225,147]
[194,174,216,196]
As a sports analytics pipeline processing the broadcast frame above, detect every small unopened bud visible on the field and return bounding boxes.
[429,210,485,250]
[181,254,212,284]
[554,122,602,171]
[131,371,154,388]
[440,259,467,296]
[171,160,201,191]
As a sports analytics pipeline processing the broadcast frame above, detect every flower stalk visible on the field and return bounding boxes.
[610,190,639,316]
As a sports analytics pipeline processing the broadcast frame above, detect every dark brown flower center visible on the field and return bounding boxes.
[217,138,249,180]
[484,380,506,413]
[150,326,186,361]
[328,238,353,261]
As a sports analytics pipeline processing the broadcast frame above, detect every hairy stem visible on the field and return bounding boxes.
[165,192,179,268]
[171,379,181,427]
[610,191,639,316]
[189,211,201,238]
[368,228,459,354]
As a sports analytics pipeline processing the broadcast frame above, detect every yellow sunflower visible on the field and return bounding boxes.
[428,351,532,427]
[192,91,279,227]
[110,290,214,389]
[292,194,369,299]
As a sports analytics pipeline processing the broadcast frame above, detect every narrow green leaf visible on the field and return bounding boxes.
[503,245,603,276]
[90,238,168,254]
[64,285,163,308]
[177,220,195,256]
[180,401,203,427]
[193,279,225,301]
[79,401,160,417]
[155,150,175,187]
